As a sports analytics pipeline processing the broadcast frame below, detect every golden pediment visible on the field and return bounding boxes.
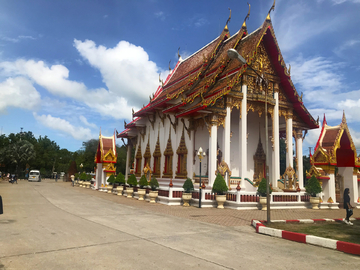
[105,163,116,172]
[104,148,116,162]
[313,147,329,163]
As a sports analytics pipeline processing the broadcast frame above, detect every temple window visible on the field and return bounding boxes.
[175,128,188,179]
[163,129,173,178]
[135,142,142,177]
[143,139,151,170]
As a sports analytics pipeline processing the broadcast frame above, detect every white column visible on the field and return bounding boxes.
[125,143,132,180]
[240,77,247,189]
[353,173,359,206]
[286,113,293,168]
[209,117,218,187]
[328,172,337,209]
[223,105,231,186]
[296,129,304,189]
[96,163,102,190]
[273,87,280,187]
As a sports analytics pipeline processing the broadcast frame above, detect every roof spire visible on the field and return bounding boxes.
[242,3,250,29]
[323,114,327,126]
[266,0,276,21]
[342,110,347,124]
[177,47,182,61]
[224,8,231,31]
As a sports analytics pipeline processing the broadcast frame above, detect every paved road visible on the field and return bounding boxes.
[0,179,359,269]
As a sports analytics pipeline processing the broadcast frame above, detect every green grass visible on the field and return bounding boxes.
[267,220,360,245]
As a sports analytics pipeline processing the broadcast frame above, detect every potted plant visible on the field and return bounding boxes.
[138,175,148,201]
[182,178,194,207]
[126,174,137,198]
[305,175,322,209]
[107,174,115,193]
[211,173,228,209]
[257,178,272,210]
[149,176,159,203]
[115,173,125,196]
[79,172,87,188]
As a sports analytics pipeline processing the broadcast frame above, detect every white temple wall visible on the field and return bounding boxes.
[180,118,194,181]
[194,126,209,177]
[338,167,356,204]
[247,111,263,182]
[95,163,102,189]
[229,108,240,176]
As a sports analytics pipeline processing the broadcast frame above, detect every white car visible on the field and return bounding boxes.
[28,170,41,182]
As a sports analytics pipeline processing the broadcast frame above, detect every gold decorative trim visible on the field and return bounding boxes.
[163,126,174,178]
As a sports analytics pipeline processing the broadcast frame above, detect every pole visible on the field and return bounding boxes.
[199,161,202,208]
[265,83,270,223]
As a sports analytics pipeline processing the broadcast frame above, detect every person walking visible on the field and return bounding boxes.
[343,188,354,225]
[55,174,58,182]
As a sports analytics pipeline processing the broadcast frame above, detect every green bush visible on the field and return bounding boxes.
[257,178,272,197]
[74,173,79,180]
[86,174,92,181]
[149,176,159,191]
[139,175,148,189]
[127,174,137,187]
[79,172,87,181]
[305,175,322,197]
[182,178,194,193]
[211,173,228,195]
[115,172,125,186]
[107,174,115,185]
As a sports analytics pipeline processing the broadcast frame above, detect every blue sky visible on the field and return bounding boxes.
[0,0,359,153]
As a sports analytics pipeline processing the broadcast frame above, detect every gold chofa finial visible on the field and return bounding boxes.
[177,47,181,60]
[242,3,250,28]
[266,0,275,21]
[159,73,164,87]
[225,8,231,29]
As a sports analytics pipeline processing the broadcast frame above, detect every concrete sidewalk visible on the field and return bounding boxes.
[59,181,359,227]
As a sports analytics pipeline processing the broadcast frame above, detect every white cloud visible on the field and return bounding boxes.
[33,113,95,141]
[273,2,346,53]
[74,39,161,107]
[0,77,41,113]
[79,115,97,129]
[331,0,360,4]
[0,38,166,120]
[154,11,166,21]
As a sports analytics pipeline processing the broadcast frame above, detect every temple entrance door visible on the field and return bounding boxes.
[335,174,344,208]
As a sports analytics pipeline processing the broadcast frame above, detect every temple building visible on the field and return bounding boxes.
[94,130,117,189]
[308,113,360,209]
[117,4,324,208]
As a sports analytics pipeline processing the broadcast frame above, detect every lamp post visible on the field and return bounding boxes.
[227,48,271,223]
[197,147,206,208]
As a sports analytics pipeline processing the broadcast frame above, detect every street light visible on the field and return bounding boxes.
[227,48,271,223]
[197,147,206,208]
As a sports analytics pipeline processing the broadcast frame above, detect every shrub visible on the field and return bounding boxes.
[127,174,137,187]
[182,178,194,193]
[139,175,148,189]
[149,176,159,191]
[211,173,228,195]
[305,175,322,197]
[107,174,115,185]
[79,172,87,181]
[86,174,92,181]
[257,178,272,197]
[74,173,79,180]
[115,172,125,186]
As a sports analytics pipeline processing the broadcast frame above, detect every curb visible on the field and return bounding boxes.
[251,217,360,256]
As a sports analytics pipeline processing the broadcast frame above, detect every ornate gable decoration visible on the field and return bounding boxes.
[153,132,161,158]
[104,148,116,163]
[136,144,142,159]
[144,139,151,159]
[104,162,116,172]
[176,128,188,155]
[313,146,329,164]
[164,128,174,157]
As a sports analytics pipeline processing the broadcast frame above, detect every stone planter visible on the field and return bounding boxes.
[182,193,192,207]
[86,182,91,189]
[149,190,158,203]
[137,188,146,201]
[126,187,134,198]
[310,196,320,209]
[107,185,113,194]
[215,194,226,209]
[102,186,108,193]
[259,196,267,211]
[116,186,123,196]
[79,181,83,187]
